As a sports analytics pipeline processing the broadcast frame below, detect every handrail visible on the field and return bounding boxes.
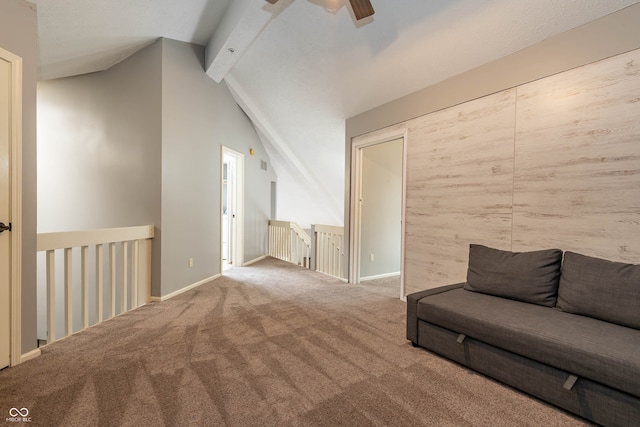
[37,225,154,344]
[37,225,154,251]
[290,222,311,246]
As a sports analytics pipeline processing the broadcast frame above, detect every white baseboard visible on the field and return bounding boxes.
[20,348,41,364]
[243,254,268,266]
[149,274,221,303]
[360,271,401,281]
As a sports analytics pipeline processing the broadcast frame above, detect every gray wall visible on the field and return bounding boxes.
[0,0,38,355]
[359,139,402,279]
[159,39,275,296]
[344,4,640,283]
[37,38,275,304]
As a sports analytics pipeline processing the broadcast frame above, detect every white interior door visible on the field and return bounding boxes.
[0,53,12,369]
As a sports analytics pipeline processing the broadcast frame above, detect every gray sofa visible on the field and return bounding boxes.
[406,244,640,427]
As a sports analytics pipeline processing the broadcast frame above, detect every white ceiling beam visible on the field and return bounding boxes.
[204,0,290,82]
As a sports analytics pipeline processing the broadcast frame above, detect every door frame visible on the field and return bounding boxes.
[220,146,244,270]
[1,46,23,366]
[349,128,408,300]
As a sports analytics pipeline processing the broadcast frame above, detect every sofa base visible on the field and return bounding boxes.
[416,320,640,427]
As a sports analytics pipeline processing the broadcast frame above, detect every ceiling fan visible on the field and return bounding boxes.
[264,0,375,21]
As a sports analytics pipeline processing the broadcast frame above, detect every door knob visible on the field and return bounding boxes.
[0,222,11,233]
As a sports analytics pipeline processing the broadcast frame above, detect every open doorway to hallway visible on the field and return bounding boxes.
[350,133,407,300]
[221,147,244,272]
[359,139,403,280]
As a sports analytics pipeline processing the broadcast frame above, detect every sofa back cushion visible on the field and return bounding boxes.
[464,244,563,307]
[557,251,640,330]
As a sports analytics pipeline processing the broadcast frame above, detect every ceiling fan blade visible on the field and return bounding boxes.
[349,0,375,20]
[265,0,279,4]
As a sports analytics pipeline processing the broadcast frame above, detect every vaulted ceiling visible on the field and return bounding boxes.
[31,0,640,227]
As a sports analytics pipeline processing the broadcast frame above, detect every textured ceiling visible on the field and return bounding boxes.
[32,0,640,227]
[32,0,232,79]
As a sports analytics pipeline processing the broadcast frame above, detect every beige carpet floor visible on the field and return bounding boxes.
[0,257,592,426]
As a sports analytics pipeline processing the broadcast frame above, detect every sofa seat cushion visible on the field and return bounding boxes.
[416,288,640,398]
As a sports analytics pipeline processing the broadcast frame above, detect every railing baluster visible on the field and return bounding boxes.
[81,245,89,329]
[96,244,104,324]
[338,235,343,277]
[326,234,329,272]
[109,242,116,318]
[37,225,154,343]
[64,247,73,336]
[46,250,56,343]
[121,241,128,313]
[132,240,139,308]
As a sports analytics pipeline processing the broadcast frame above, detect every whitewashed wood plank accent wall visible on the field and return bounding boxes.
[372,48,640,296]
[513,51,640,261]
[404,90,516,295]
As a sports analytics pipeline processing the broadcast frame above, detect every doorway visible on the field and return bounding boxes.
[221,147,244,272]
[350,131,407,300]
[1,46,23,368]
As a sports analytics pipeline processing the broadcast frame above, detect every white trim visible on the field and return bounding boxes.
[360,271,401,281]
[149,274,221,303]
[243,254,268,266]
[1,46,23,367]
[20,348,40,364]
[349,127,408,301]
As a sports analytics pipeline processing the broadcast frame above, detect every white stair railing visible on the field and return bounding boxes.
[268,220,344,280]
[268,220,311,267]
[311,224,344,279]
[37,225,154,344]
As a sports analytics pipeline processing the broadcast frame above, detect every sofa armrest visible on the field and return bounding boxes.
[406,283,465,344]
